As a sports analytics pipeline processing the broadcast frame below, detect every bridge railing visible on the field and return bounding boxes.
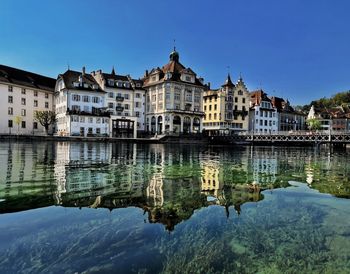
[237,130,350,136]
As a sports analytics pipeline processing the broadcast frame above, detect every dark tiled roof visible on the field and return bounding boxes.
[250,90,271,106]
[143,55,204,87]
[0,64,56,92]
[222,74,234,88]
[60,70,105,93]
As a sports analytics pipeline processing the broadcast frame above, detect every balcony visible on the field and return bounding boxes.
[116,96,124,102]
[116,106,124,112]
[66,108,110,117]
[233,110,249,117]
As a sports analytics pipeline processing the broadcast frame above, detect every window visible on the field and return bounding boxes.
[45,102,49,108]
[242,98,246,103]
[34,100,38,107]
[209,105,212,111]
[124,94,129,100]
[124,104,129,110]
[8,120,13,128]
[80,117,85,123]
[33,122,38,129]
[235,97,238,103]
[21,98,26,105]
[21,121,26,128]
[185,76,191,82]
[264,120,268,126]
[238,90,243,95]
[108,103,114,108]
[21,109,26,116]
[136,93,141,98]
[8,107,13,115]
[88,117,93,123]
[204,105,207,111]
[83,95,90,102]
[175,92,181,101]
[8,96,13,103]
[214,104,217,110]
[108,92,114,98]
[92,97,99,103]
[96,128,101,134]
[8,86,13,92]
[45,93,49,99]
[34,91,38,97]
[186,90,192,101]
[135,111,140,117]
[96,118,101,123]
[124,112,129,116]
[135,102,140,108]
[72,94,80,101]
[21,88,26,94]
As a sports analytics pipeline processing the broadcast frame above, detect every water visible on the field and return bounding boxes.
[0,141,349,273]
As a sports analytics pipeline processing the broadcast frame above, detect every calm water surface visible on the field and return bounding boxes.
[0,141,350,273]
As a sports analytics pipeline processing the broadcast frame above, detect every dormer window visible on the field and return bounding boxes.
[185,76,191,82]
[108,79,114,86]
[92,84,98,89]
[238,90,243,95]
[124,82,130,88]
[117,81,123,87]
[136,83,141,87]
[83,83,89,88]
[73,82,79,87]
[151,76,156,82]
[165,72,172,80]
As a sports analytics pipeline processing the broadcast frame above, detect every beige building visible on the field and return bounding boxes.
[0,65,55,135]
[203,75,250,135]
[142,49,206,135]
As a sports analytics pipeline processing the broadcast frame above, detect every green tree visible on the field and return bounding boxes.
[306,118,321,131]
[14,116,22,134]
[34,111,57,135]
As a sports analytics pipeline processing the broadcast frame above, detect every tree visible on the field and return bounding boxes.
[34,111,57,135]
[14,116,22,134]
[306,118,321,131]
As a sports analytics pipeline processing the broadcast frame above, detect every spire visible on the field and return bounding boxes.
[111,66,116,76]
[169,39,179,62]
[222,73,234,87]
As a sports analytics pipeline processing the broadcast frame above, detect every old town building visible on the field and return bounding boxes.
[0,65,56,134]
[92,69,145,137]
[142,48,205,135]
[249,90,278,133]
[203,74,250,135]
[271,96,306,131]
[55,68,110,137]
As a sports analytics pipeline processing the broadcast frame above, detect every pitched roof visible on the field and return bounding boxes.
[222,74,234,88]
[143,51,204,87]
[250,89,271,106]
[59,70,105,93]
[0,64,56,92]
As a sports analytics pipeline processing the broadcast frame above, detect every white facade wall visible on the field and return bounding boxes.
[250,104,278,133]
[0,83,54,134]
[55,82,108,136]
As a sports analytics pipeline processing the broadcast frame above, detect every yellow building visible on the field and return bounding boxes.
[203,74,250,135]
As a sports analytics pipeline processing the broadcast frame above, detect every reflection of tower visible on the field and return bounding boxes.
[200,159,223,199]
[305,157,314,186]
[146,144,166,206]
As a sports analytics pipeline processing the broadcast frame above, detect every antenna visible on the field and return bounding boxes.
[67,61,70,70]
[173,39,176,51]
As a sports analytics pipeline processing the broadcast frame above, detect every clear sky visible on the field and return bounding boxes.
[1,0,349,105]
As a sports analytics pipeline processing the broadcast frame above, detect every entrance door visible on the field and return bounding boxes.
[80,127,85,136]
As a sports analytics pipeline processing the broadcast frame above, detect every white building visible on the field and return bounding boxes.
[249,90,278,133]
[92,69,145,138]
[0,64,55,135]
[55,68,110,137]
[142,48,206,135]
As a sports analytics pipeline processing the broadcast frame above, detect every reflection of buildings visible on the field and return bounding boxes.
[249,147,278,185]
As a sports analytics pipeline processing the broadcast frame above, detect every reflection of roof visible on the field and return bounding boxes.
[0,64,56,92]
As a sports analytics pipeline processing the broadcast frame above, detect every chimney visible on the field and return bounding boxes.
[145,70,149,77]
[207,82,211,90]
[82,66,86,75]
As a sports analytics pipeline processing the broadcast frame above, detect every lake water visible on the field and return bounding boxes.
[0,141,349,273]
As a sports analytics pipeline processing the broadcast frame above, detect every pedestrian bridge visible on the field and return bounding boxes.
[211,131,350,145]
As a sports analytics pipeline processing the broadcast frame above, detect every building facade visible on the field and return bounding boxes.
[249,90,278,133]
[55,68,110,137]
[271,97,306,131]
[203,75,250,135]
[92,69,145,138]
[142,49,205,135]
[0,65,56,135]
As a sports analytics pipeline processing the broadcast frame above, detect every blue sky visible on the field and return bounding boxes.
[1,0,349,105]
